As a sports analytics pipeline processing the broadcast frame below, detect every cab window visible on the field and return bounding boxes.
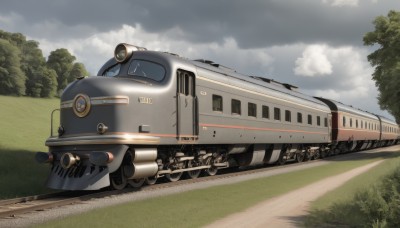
[128,60,166,81]
[103,64,121,77]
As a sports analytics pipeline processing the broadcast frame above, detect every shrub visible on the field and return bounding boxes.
[306,164,400,227]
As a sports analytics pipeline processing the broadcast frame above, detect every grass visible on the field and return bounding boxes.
[0,95,59,199]
[309,156,400,211]
[37,152,399,228]
[304,156,400,227]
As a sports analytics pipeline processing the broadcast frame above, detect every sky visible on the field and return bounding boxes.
[0,0,398,119]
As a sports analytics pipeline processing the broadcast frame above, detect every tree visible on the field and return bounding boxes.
[46,48,76,92]
[69,62,89,82]
[40,67,58,98]
[363,10,400,123]
[22,40,48,97]
[0,39,26,96]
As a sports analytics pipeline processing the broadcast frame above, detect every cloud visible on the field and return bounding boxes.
[1,0,398,49]
[0,11,24,31]
[0,0,395,119]
[34,24,275,75]
[294,45,333,77]
[299,45,382,114]
[322,0,359,7]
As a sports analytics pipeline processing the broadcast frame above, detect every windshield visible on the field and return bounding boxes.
[128,60,165,82]
[103,64,121,77]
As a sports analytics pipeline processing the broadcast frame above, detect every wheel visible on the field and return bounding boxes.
[320,149,327,158]
[204,166,218,176]
[313,149,320,160]
[203,157,218,176]
[304,152,311,161]
[110,168,127,190]
[145,176,157,185]
[296,153,304,163]
[186,160,201,179]
[128,178,145,188]
[166,172,183,182]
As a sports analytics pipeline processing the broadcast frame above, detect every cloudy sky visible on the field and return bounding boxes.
[0,0,398,119]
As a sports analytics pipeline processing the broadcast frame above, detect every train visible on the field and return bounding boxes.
[35,43,400,190]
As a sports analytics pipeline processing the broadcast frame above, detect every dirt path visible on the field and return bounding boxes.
[205,160,384,228]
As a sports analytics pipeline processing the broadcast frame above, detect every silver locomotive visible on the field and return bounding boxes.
[36,43,400,190]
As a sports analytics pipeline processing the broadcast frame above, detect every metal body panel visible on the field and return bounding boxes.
[249,144,266,166]
[266,144,282,164]
[195,66,331,145]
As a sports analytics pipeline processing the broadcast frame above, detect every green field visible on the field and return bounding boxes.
[0,95,59,198]
[38,152,399,228]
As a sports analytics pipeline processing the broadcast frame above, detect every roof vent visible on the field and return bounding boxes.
[194,59,235,72]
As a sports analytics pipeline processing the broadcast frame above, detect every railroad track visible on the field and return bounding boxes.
[1,145,399,219]
[0,189,136,219]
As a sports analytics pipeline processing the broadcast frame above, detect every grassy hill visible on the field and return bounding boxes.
[0,95,60,198]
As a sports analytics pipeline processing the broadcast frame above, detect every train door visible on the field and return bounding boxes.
[176,70,198,141]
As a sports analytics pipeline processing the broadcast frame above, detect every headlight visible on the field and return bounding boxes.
[73,94,91,117]
[114,43,147,63]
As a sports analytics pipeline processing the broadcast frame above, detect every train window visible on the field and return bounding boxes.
[308,114,312,125]
[262,105,270,119]
[248,103,257,117]
[317,116,321,126]
[324,117,328,127]
[128,60,166,82]
[343,116,346,127]
[212,95,223,112]
[231,99,241,115]
[356,120,358,128]
[350,118,353,128]
[285,110,291,122]
[103,64,121,77]
[274,108,281,121]
[177,70,195,96]
[361,121,363,128]
[297,112,303,123]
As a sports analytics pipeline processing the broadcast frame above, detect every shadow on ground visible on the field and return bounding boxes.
[322,145,400,163]
[0,148,53,199]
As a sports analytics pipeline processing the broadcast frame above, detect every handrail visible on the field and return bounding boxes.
[50,109,60,137]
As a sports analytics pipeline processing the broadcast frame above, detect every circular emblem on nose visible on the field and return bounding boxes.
[73,94,91,117]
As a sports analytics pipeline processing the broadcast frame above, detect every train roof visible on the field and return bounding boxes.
[314,97,379,120]
[378,115,398,125]
[190,58,330,113]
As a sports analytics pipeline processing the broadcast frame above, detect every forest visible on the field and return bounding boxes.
[0,30,88,98]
